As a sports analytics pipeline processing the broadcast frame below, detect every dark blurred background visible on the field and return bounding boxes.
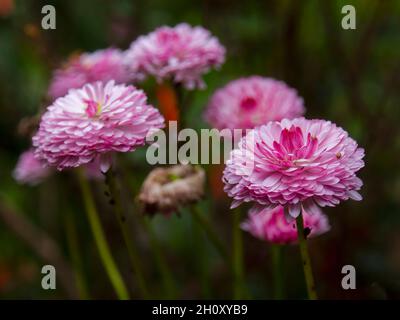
[0,0,399,299]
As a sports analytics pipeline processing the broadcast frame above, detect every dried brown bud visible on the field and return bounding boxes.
[138,165,205,216]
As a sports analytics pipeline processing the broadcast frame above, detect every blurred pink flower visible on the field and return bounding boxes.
[204,76,304,130]
[13,149,109,185]
[48,48,131,99]
[13,149,51,185]
[33,80,165,171]
[125,23,225,89]
[223,118,365,219]
[242,206,330,244]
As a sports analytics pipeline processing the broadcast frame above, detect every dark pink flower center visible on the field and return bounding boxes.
[272,125,318,165]
[84,99,101,118]
[240,97,257,110]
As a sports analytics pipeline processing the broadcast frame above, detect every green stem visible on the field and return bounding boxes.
[64,213,90,299]
[271,244,284,300]
[105,170,149,299]
[142,216,176,298]
[296,212,318,300]
[232,207,244,299]
[191,205,229,263]
[76,168,129,300]
[118,156,176,299]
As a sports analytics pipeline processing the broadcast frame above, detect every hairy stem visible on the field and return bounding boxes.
[118,156,176,299]
[296,212,318,300]
[76,168,129,300]
[105,169,149,299]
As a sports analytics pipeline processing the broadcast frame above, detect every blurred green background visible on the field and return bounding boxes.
[0,0,399,299]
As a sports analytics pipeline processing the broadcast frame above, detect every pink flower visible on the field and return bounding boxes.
[33,80,165,171]
[241,206,330,244]
[13,149,51,185]
[13,149,105,184]
[48,48,131,99]
[204,76,304,130]
[125,23,225,89]
[223,118,365,219]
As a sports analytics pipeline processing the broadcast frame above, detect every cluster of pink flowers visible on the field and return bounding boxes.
[15,22,366,249]
[125,23,226,89]
[33,81,164,171]
[204,76,304,130]
[223,117,365,220]
[242,205,330,244]
[48,48,131,99]
[17,23,226,183]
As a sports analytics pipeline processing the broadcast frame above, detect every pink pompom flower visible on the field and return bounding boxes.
[13,149,51,185]
[241,205,330,244]
[48,48,132,99]
[13,148,106,184]
[223,117,365,220]
[204,76,305,130]
[33,80,165,171]
[125,23,225,89]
